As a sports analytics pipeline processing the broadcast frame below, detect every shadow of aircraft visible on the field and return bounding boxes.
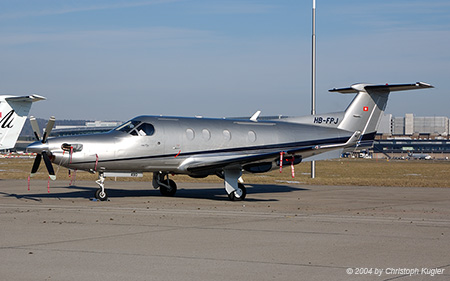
[2,182,308,202]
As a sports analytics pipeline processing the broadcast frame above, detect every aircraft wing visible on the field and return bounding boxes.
[182,131,361,174]
[183,147,310,174]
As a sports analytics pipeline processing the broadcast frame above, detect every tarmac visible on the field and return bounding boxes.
[1,179,450,281]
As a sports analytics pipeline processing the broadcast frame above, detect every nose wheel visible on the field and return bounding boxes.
[95,172,109,201]
[95,188,108,201]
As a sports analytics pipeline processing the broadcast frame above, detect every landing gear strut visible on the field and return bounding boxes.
[223,168,247,201]
[153,172,177,197]
[95,172,108,201]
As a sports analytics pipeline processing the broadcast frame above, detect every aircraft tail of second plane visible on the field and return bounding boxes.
[0,95,46,150]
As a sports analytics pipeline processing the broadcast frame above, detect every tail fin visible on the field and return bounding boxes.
[330,82,433,145]
[0,95,46,150]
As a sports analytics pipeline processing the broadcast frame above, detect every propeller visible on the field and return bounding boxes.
[29,116,56,180]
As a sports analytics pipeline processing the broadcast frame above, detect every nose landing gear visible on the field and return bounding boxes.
[95,172,108,201]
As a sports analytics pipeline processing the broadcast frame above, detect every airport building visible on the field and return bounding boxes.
[371,114,450,159]
[51,120,122,136]
[377,114,449,136]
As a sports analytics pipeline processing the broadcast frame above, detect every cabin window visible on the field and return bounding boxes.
[186,128,195,140]
[248,131,256,142]
[202,129,211,141]
[223,130,231,141]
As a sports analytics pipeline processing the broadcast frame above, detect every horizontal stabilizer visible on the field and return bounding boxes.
[5,94,46,103]
[329,82,433,94]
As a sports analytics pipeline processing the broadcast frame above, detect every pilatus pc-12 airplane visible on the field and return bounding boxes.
[27,82,432,201]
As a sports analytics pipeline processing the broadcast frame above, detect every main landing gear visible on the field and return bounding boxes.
[153,171,246,201]
[153,172,177,197]
[227,183,247,201]
[223,168,247,201]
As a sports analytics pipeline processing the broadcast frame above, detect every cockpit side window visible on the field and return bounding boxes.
[115,121,155,136]
[135,123,155,136]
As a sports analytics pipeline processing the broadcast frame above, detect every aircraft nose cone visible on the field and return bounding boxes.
[27,141,49,153]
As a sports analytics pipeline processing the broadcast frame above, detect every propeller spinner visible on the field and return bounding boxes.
[28,116,56,180]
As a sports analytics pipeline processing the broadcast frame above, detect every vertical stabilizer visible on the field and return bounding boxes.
[329,82,433,144]
[0,95,46,150]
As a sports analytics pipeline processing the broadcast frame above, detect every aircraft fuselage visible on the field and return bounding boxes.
[31,115,350,176]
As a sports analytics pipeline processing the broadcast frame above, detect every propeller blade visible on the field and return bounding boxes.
[42,151,56,181]
[30,153,42,176]
[29,116,41,141]
[42,116,56,143]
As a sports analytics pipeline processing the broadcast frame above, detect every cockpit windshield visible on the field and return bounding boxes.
[115,120,155,136]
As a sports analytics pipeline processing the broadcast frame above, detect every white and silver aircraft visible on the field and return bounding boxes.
[27,82,432,201]
[0,94,45,150]
[408,152,432,160]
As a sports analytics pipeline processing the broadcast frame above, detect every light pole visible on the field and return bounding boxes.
[311,0,316,178]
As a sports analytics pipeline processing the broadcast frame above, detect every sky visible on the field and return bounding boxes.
[0,0,449,121]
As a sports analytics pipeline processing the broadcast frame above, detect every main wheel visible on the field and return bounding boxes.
[95,189,108,201]
[228,183,247,201]
[160,179,177,197]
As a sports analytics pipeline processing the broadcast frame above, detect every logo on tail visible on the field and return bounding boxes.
[0,110,15,129]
